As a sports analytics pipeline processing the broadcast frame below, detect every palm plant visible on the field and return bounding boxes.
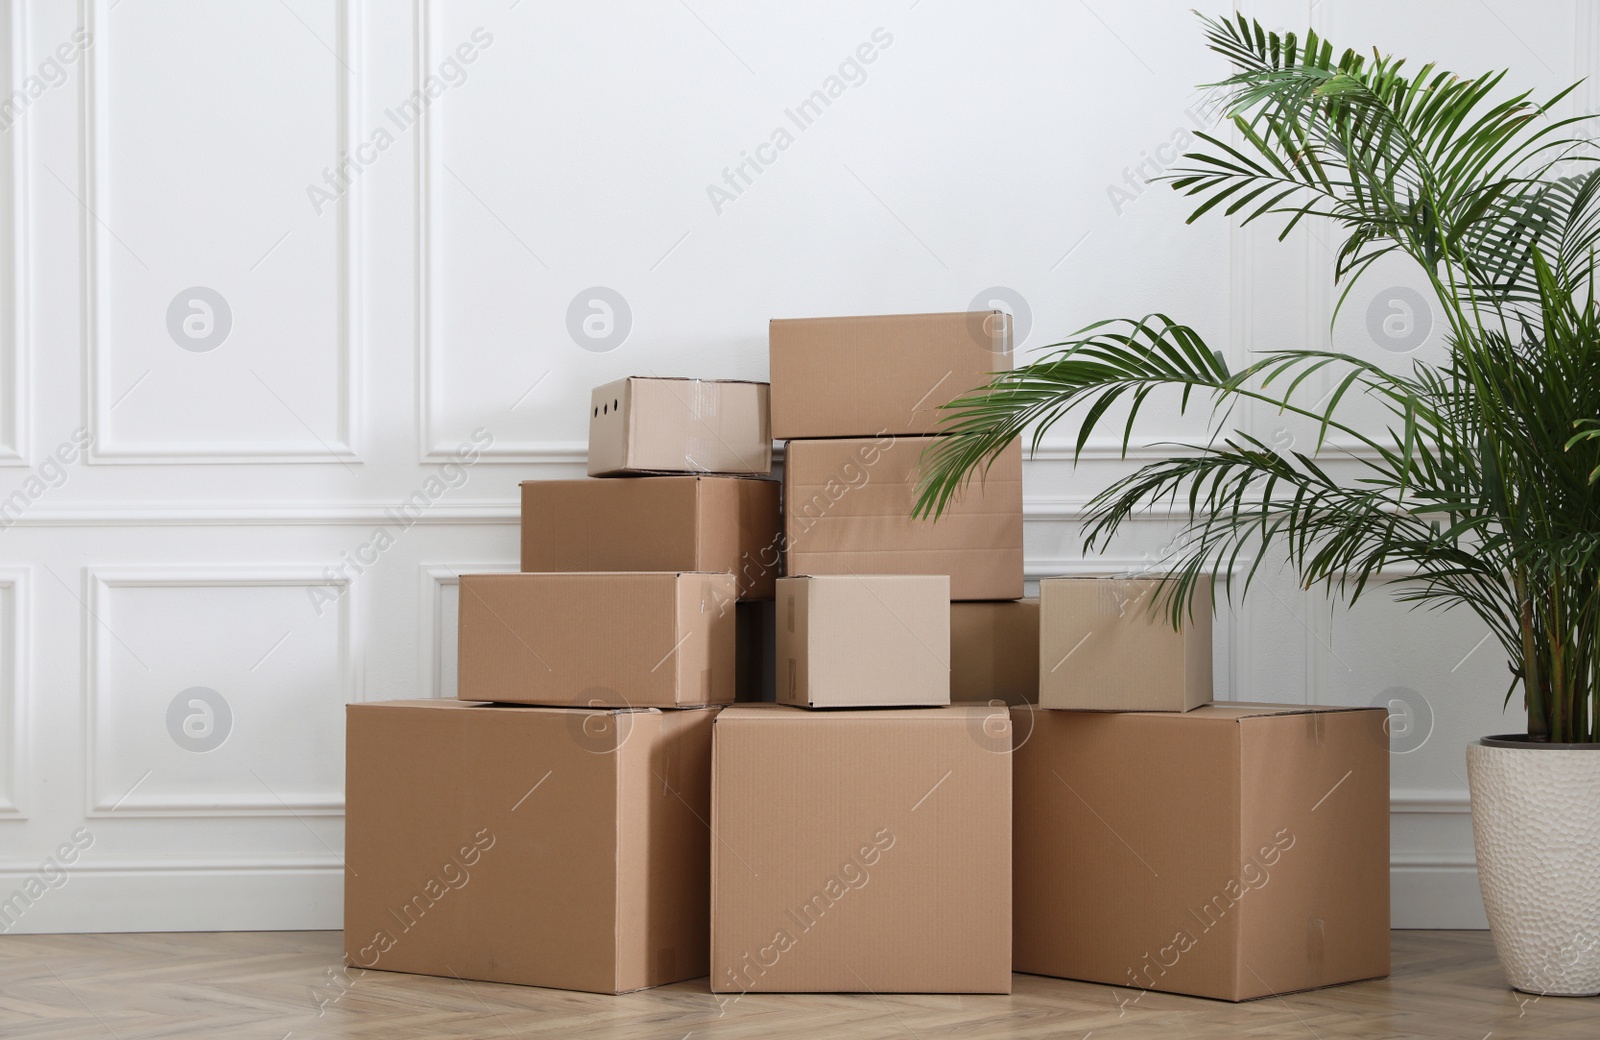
[915,13,1600,742]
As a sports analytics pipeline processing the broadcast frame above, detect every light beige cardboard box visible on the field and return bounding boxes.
[1039,576,1211,711]
[950,598,1039,704]
[776,575,950,708]
[457,572,736,707]
[710,704,1011,994]
[520,476,780,600]
[588,377,771,477]
[784,436,1023,601]
[768,311,1012,438]
[1012,703,1390,1001]
[344,700,717,994]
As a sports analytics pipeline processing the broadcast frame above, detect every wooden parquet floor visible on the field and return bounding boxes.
[0,930,1594,1038]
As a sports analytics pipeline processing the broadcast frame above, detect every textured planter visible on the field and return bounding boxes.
[1467,736,1600,996]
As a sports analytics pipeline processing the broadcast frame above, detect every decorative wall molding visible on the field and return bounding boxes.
[415,0,454,463]
[84,565,354,817]
[0,568,27,817]
[0,855,345,876]
[0,860,343,933]
[0,492,1191,527]
[0,0,29,466]
[80,0,360,464]
[418,562,517,698]
[7,501,525,526]
[1578,0,1600,117]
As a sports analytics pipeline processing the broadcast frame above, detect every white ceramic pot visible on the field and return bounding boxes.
[1467,736,1600,996]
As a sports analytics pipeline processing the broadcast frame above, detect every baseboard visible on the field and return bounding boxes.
[1392,863,1488,929]
[2,863,1485,934]
[0,866,343,934]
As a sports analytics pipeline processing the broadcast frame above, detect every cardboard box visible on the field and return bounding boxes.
[776,575,950,708]
[344,700,717,994]
[951,598,1039,704]
[783,436,1023,601]
[1039,576,1212,711]
[1013,703,1390,1001]
[457,572,736,708]
[588,377,771,477]
[521,476,781,600]
[711,704,1011,993]
[769,311,1012,438]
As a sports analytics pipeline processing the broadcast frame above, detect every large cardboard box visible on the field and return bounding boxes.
[951,598,1039,704]
[344,700,717,994]
[1039,576,1211,711]
[1013,703,1390,1001]
[520,476,781,600]
[710,704,1011,994]
[458,572,736,707]
[769,311,1012,439]
[784,436,1023,601]
[588,377,771,477]
[776,575,950,708]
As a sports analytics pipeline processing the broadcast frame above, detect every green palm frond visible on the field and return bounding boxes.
[1174,13,1591,328]
[916,12,1600,741]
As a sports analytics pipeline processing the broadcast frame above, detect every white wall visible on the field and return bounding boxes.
[0,0,1586,933]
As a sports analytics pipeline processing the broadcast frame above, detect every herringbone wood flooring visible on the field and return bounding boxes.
[0,930,1593,1038]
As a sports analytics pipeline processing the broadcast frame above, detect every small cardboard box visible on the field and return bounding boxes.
[1039,576,1211,711]
[776,575,950,708]
[588,377,772,477]
[710,704,1011,994]
[784,436,1022,601]
[344,700,717,994]
[1013,703,1390,1001]
[951,598,1039,704]
[521,476,781,600]
[769,311,1012,439]
[457,572,736,707]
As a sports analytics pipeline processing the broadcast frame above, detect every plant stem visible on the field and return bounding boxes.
[1515,567,1550,741]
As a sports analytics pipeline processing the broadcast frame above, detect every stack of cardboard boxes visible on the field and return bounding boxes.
[709,312,1024,996]
[1016,576,1394,1000]
[342,310,1393,1004]
[344,375,779,994]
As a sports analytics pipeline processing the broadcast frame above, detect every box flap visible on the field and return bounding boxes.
[716,702,990,723]
[351,699,663,717]
[1199,702,1387,720]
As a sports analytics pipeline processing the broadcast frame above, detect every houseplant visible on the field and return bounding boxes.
[916,13,1600,995]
